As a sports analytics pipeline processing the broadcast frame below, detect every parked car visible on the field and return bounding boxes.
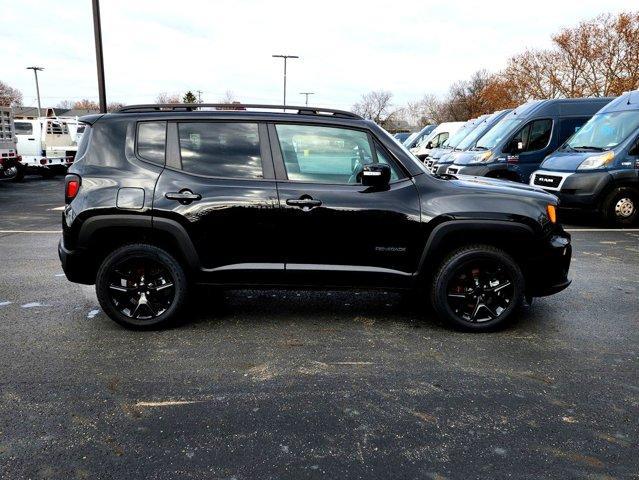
[15,117,78,177]
[530,91,639,226]
[411,122,465,159]
[0,106,23,181]
[403,124,436,150]
[393,132,412,143]
[59,103,571,331]
[423,117,483,168]
[431,110,513,175]
[446,98,613,182]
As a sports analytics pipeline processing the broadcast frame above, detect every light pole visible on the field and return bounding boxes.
[299,92,314,106]
[272,54,299,106]
[92,0,107,113]
[26,67,44,117]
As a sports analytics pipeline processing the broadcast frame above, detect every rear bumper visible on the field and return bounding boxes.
[525,232,572,297]
[58,238,95,285]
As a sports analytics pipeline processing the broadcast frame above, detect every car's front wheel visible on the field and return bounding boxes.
[431,245,524,331]
[95,244,188,329]
[602,187,638,226]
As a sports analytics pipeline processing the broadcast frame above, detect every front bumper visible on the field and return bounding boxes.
[529,170,612,210]
[525,231,572,297]
[58,238,95,285]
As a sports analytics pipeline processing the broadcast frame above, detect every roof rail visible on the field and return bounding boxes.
[116,103,363,119]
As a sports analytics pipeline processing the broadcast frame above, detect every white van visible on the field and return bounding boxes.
[411,121,465,159]
[14,118,77,177]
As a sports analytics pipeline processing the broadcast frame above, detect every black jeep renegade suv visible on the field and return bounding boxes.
[59,104,571,331]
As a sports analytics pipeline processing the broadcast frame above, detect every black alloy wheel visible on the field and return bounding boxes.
[107,256,176,320]
[445,259,515,323]
[96,244,187,329]
[431,245,524,331]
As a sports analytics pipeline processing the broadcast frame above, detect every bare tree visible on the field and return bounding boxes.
[352,90,396,128]
[55,99,74,109]
[73,99,100,110]
[107,102,125,112]
[218,90,237,104]
[155,92,182,104]
[0,81,23,107]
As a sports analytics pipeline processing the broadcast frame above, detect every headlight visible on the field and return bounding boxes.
[468,150,493,164]
[577,151,614,170]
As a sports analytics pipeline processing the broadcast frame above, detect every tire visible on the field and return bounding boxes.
[430,245,525,332]
[12,165,25,182]
[95,244,188,329]
[602,187,638,226]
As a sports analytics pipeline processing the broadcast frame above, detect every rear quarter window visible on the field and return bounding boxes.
[136,121,167,164]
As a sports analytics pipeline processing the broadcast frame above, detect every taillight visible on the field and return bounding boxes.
[65,174,81,204]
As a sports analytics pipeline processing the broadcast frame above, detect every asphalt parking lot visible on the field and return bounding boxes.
[0,176,638,479]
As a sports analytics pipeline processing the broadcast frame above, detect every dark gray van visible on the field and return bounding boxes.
[530,91,639,225]
[431,109,512,175]
[447,98,613,183]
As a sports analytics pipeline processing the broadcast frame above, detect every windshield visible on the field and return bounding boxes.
[564,111,639,151]
[442,123,474,149]
[475,118,522,150]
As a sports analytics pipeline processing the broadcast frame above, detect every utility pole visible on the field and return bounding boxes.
[272,54,299,106]
[92,0,107,113]
[26,67,44,117]
[299,92,314,106]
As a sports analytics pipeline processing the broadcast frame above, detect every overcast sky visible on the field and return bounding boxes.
[2,0,636,110]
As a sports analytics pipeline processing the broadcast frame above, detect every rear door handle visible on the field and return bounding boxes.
[165,190,202,204]
[286,198,322,208]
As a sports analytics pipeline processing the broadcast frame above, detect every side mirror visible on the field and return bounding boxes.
[362,164,391,187]
[426,141,433,149]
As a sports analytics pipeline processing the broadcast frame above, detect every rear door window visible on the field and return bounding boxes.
[178,122,263,178]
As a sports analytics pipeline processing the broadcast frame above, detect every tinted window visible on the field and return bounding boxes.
[179,122,262,178]
[75,124,92,159]
[276,124,400,184]
[137,122,166,164]
[15,122,33,135]
[509,119,552,153]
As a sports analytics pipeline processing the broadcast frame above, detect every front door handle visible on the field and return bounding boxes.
[286,198,322,208]
[165,190,202,204]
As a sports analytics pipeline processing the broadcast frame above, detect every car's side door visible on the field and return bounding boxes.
[269,122,423,287]
[152,120,283,284]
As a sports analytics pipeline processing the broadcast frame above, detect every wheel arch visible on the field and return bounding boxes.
[76,214,200,282]
[417,220,536,280]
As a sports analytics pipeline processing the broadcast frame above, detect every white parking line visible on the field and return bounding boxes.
[565,228,639,232]
[0,230,61,234]
[48,206,66,211]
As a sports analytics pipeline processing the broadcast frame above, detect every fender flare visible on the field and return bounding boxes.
[417,219,534,274]
[77,214,200,271]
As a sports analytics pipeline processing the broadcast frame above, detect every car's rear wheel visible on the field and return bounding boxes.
[95,244,188,329]
[431,245,524,331]
[602,187,638,226]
